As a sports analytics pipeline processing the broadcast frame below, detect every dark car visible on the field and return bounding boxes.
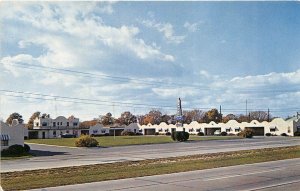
[61,133,76,138]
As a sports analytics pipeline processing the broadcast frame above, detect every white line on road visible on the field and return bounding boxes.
[203,168,286,181]
[244,179,300,191]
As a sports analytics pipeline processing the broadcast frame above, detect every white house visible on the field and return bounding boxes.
[30,115,80,139]
[137,117,300,136]
[0,119,25,151]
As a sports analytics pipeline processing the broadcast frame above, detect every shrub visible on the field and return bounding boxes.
[294,132,300,136]
[171,131,189,142]
[24,144,31,152]
[228,133,236,136]
[1,144,27,156]
[154,132,159,136]
[75,135,99,147]
[136,132,143,136]
[121,131,135,136]
[197,132,204,136]
[165,132,171,136]
[265,133,271,136]
[238,128,254,138]
[221,131,227,136]
[281,133,288,136]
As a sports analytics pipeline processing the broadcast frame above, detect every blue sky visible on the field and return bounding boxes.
[0,1,300,121]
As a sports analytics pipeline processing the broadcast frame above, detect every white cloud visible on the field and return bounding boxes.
[184,22,200,32]
[141,19,185,44]
[3,2,174,62]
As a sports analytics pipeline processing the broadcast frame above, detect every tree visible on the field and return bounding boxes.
[183,109,205,124]
[100,113,115,126]
[26,111,41,129]
[203,109,222,123]
[161,114,171,124]
[222,114,237,123]
[79,120,98,129]
[118,111,137,126]
[141,110,162,125]
[6,112,24,125]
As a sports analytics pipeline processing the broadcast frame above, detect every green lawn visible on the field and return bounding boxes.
[2,146,299,191]
[25,135,241,147]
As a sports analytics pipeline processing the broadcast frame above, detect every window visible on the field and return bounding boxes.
[101,130,106,133]
[53,122,56,127]
[1,140,8,146]
[235,128,240,132]
[158,128,163,132]
[189,128,194,132]
[139,129,143,132]
[36,122,39,126]
[165,129,169,132]
[134,129,137,133]
[60,122,63,125]
[288,127,291,133]
[53,131,56,137]
[270,127,276,132]
[66,130,69,133]
[1,135,10,146]
[42,122,47,126]
[67,122,69,127]
[73,122,78,126]
[196,129,201,132]
[226,129,230,133]
[93,130,98,134]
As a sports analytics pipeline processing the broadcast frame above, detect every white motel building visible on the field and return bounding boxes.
[29,115,81,139]
[89,116,300,137]
[0,119,25,151]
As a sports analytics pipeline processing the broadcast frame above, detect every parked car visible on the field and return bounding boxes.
[61,133,76,138]
[214,130,221,136]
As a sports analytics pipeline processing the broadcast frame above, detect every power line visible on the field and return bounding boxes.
[1,90,299,113]
[6,62,300,93]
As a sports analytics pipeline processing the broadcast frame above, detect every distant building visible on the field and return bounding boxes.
[0,119,25,151]
[29,115,80,139]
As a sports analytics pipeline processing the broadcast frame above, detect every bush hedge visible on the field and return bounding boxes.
[197,132,204,136]
[221,131,227,136]
[171,131,190,142]
[1,144,31,157]
[281,133,288,136]
[24,144,31,152]
[121,131,135,136]
[75,135,99,147]
[154,132,159,136]
[165,132,171,136]
[265,133,271,136]
[238,128,254,138]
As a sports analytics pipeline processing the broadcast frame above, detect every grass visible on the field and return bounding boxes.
[1,146,299,191]
[25,135,241,147]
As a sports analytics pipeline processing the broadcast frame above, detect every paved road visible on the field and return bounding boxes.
[1,137,300,172]
[30,158,300,191]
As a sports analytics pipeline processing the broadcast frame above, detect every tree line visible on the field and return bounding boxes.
[4,109,273,129]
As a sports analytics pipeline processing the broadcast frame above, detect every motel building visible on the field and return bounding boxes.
[0,119,25,151]
[88,116,300,137]
[29,115,81,139]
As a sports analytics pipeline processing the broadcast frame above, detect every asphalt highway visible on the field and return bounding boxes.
[1,137,300,172]
[29,158,300,191]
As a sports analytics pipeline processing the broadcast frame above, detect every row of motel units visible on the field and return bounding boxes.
[90,117,300,137]
[29,115,82,139]
[0,119,26,151]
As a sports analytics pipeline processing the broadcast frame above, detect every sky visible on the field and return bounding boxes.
[0,1,300,122]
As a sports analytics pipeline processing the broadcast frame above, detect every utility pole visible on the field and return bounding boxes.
[267,108,270,122]
[245,99,248,117]
[219,105,222,122]
[113,103,115,140]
